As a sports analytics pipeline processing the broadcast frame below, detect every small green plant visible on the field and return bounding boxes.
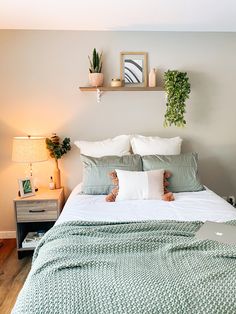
[88,48,103,73]
[164,70,191,127]
[46,134,71,160]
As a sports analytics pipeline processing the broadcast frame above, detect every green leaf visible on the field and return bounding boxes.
[163,70,191,128]
[88,48,102,73]
[45,136,71,160]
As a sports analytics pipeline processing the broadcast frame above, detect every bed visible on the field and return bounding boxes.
[12,136,236,313]
[12,185,236,314]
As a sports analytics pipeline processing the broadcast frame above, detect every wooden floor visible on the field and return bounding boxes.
[0,239,31,314]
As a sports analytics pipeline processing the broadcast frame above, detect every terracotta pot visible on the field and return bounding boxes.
[89,73,104,87]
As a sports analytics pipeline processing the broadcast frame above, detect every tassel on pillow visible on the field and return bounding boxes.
[105,171,119,202]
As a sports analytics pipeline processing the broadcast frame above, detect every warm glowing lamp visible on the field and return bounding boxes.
[12,136,48,182]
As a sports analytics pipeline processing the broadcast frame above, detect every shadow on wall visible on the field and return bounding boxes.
[179,138,232,195]
[187,70,218,125]
[0,119,23,172]
[199,157,233,195]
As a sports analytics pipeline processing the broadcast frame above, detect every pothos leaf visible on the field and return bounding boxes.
[164,70,191,128]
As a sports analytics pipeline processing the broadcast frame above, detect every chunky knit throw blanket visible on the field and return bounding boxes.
[12,220,236,314]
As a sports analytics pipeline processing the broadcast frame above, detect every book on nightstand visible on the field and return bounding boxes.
[22,231,46,248]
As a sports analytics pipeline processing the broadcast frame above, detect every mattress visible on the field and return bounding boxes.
[56,184,236,225]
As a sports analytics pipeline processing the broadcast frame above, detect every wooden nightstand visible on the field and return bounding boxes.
[14,188,64,259]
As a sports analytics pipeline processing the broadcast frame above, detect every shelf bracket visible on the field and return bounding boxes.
[96,88,102,103]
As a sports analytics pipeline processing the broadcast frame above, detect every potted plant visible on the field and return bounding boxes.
[163,70,191,127]
[88,48,103,87]
[46,134,71,189]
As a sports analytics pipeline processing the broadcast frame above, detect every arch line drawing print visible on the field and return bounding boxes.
[120,52,148,87]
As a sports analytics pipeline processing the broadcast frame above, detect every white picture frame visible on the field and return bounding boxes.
[18,177,35,198]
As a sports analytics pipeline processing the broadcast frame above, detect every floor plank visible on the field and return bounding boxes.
[0,239,31,314]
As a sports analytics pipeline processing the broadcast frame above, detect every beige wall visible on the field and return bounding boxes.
[1,31,236,233]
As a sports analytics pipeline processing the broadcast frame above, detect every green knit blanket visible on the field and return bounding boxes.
[12,220,236,314]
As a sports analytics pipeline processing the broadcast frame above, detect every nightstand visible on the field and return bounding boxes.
[14,188,64,259]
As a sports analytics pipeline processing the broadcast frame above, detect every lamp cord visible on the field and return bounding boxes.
[29,162,33,177]
[29,162,38,192]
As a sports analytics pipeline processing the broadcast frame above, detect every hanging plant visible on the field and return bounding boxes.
[164,70,191,127]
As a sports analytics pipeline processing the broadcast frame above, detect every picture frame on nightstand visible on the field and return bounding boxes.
[18,177,35,198]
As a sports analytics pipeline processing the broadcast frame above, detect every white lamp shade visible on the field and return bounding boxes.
[12,137,48,163]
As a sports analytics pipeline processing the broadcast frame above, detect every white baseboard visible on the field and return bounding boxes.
[0,231,16,239]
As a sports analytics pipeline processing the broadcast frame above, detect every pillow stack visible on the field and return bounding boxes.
[74,134,204,200]
[80,154,142,195]
[74,135,130,157]
[131,135,182,155]
[142,153,203,193]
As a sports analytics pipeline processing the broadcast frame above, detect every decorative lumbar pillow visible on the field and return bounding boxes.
[74,135,130,157]
[105,170,174,202]
[131,135,182,155]
[81,154,142,195]
[142,152,204,193]
[115,169,165,201]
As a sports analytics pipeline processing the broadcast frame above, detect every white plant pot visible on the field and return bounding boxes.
[89,73,104,87]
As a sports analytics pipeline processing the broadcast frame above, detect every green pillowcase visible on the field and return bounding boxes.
[142,153,204,193]
[81,154,142,195]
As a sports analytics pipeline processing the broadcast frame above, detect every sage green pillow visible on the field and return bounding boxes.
[142,153,204,193]
[81,154,142,195]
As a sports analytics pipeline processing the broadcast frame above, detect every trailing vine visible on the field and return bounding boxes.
[164,70,191,127]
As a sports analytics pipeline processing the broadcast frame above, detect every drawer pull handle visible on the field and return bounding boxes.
[29,209,46,213]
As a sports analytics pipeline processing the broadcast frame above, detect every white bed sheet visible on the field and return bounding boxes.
[56,184,236,225]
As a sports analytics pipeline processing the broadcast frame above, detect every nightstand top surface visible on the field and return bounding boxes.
[14,187,64,202]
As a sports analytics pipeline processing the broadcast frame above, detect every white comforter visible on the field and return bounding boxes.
[56,185,236,225]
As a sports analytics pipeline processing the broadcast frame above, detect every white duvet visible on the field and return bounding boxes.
[56,184,236,225]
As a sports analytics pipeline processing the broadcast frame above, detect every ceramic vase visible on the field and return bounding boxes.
[54,159,61,189]
[148,68,157,87]
[89,73,104,87]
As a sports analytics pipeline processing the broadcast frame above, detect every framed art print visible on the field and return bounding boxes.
[120,52,148,87]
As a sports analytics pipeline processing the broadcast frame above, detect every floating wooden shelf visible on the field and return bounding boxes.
[79,86,164,92]
[79,86,165,102]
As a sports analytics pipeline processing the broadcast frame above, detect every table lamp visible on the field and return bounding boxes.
[12,136,48,190]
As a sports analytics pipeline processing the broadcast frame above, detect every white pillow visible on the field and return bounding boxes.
[116,169,164,201]
[131,135,182,155]
[74,135,130,157]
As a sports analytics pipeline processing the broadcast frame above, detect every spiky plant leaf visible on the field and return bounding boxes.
[88,48,103,73]
[93,48,97,69]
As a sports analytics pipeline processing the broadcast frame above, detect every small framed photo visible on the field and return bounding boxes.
[18,177,35,198]
[120,52,148,87]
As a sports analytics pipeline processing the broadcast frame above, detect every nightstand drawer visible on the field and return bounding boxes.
[16,200,58,222]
